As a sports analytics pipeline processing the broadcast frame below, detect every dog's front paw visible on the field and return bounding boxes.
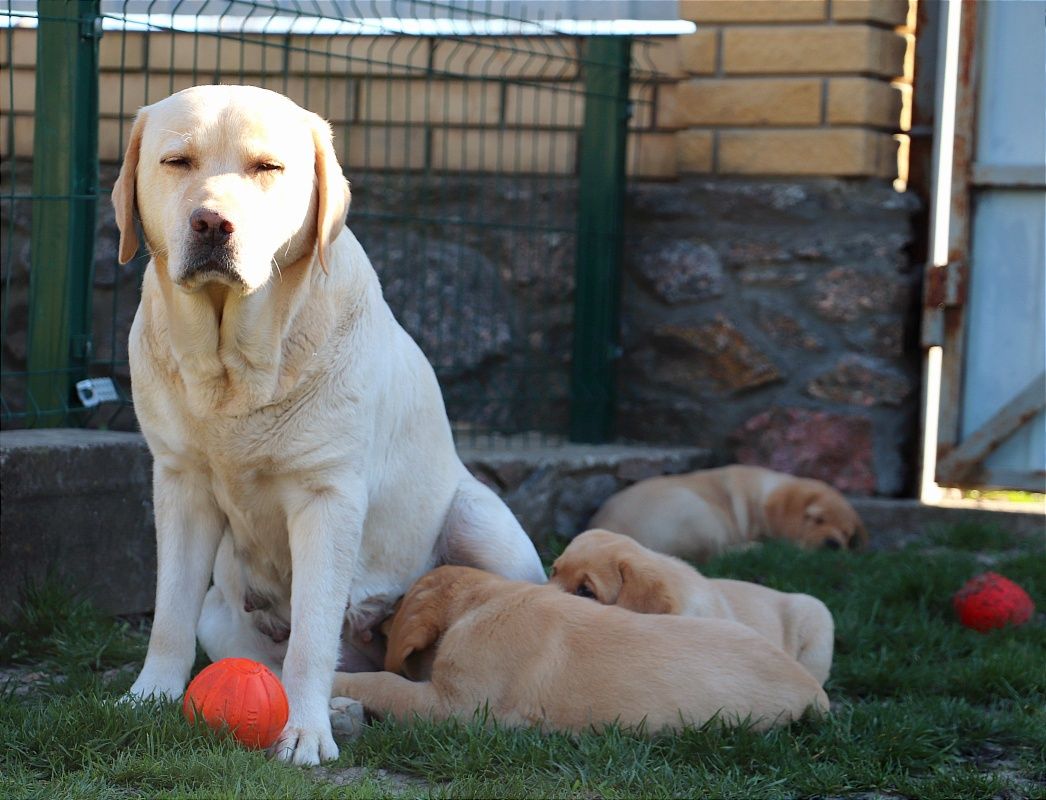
[124,670,185,703]
[272,720,339,766]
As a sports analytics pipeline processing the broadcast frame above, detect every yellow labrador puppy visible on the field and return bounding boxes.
[114,85,545,765]
[332,566,829,733]
[551,529,834,685]
[590,465,866,562]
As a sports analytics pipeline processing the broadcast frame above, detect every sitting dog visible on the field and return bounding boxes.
[332,566,829,733]
[590,465,866,563]
[113,85,545,765]
[551,529,834,685]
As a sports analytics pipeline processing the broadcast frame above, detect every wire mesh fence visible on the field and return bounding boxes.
[1,0,676,443]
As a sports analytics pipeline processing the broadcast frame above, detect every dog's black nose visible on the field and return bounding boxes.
[190,207,235,245]
[823,539,841,550]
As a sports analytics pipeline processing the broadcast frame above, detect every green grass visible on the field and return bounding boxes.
[2,525,1044,799]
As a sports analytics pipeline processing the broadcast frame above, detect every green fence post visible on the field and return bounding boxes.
[569,36,630,443]
[27,0,100,426]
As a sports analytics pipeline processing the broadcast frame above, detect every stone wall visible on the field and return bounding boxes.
[617,176,922,495]
[1,164,921,494]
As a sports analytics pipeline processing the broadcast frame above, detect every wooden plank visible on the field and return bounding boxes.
[937,371,1046,484]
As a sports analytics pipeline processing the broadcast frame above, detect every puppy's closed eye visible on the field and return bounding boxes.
[574,584,595,599]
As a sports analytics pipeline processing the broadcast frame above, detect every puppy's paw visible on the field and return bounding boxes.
[272,722,339,766]
[329,696,365,739]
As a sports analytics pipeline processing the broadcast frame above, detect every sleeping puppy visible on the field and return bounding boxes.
[550,529,834,685]
[114,85,546,765]
[590,465,866,563]
[332,566,829,734]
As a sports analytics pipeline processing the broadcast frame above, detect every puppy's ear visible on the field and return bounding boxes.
[764,484,808,542]
[383,590,442,675]
[310,116,350,274]
[617,561,677,615]
[112,110,146,264]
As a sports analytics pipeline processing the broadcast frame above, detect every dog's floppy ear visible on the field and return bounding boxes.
[310,116,350,274]
[383,589,442,675]
[112,110,146,264]
[764,484,808,541]
[617,561,677,615]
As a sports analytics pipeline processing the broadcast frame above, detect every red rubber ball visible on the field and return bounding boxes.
[952,572,1035,633]
[182,658,289,749]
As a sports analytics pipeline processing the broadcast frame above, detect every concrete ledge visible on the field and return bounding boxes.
[0,430,711,615]
[3,429,1041,617]
[852,497,1045,550]
[1,429,155,615]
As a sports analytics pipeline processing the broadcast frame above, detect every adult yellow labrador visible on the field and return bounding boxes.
[550,529,834,685]
[114,85,545,765]
[590,465,866,562]
[332,566,830,733]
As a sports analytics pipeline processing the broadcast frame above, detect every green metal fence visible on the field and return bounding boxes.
[1,0,665,443]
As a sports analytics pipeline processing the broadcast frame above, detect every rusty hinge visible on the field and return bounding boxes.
[924,261,968,309]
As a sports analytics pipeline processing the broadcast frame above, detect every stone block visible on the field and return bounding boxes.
[99,32,147,70]
[287,36,430,76]
[460,442,711,544]
[631,239,724,303]
[827,77,904,127]
[0,430,156,616]
[755,305,824,351]
[678,30,718,75]
[718,128,899,176]
[722,25,908,77]
[630,82,657,130]
[628,133,679,179]
[681,0,827,22]
[677,77,822,126]
[831,0,911,26]
[677,129,714,172]
[634,37,683,79]
[98,73,194,117]
[148,33,288,73]
[431,129,576,174]
[0,68,33,112]
[0,29,34,66]
[504,82,584,128]
[359,80,500,125]
[0,113,33,158]
[653,316,782,393]
[340,125,428,171]
[853,497,1046,549]
[732,406,876,494]
[654,84,681,129]
[812,266,906,321]
[806,355,912,406]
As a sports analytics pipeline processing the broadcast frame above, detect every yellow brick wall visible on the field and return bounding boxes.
[670,0,915,178]
[2,2,915,180]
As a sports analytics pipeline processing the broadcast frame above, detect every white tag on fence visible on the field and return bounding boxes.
[75,378,120,408]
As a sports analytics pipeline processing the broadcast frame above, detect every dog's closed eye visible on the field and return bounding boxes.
[574,584,595,599]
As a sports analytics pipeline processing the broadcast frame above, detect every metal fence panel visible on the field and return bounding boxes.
[0,1,671,442]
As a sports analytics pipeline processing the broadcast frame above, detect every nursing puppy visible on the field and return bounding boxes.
[551,529,834,685]
[114,85,545,765]
[332,566,829,734]
[590,465,866,563]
